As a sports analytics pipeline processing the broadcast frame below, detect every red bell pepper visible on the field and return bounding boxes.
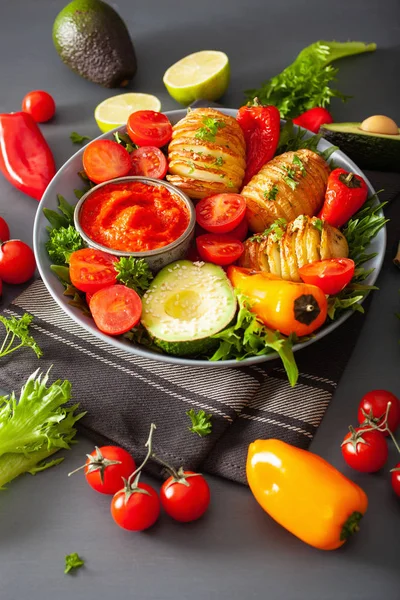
[293,107,333,134]
[319,168,368,228]
[0,112,56,201]
[237,101,280,186]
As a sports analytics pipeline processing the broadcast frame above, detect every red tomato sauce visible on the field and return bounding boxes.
[80,181,190,252]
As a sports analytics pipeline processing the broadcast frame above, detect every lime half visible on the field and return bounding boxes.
[95,93,162,133]
[163,50,230,106]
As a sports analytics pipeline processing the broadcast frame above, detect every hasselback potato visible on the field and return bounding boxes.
[167,108,246,199]
[241,149,330,232]
[239,215,349,282]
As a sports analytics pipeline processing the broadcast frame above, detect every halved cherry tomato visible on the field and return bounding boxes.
[22,90,56,123]
[69,248,118,294]
[83,140,131,184]
[127,111,172,148]
[299,258,355,296]
[0,217,10,242]
[341,427,388,473]
[358,390,400,436]
[229,216,248,242]
[195,193,246,234]
[196,234,244,266]
[89,285,142,335]
[130,146,168,179]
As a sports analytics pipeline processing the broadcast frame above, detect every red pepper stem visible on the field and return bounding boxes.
[127,423,157,487]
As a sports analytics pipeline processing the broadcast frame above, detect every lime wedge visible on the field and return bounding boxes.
[163,50,230,106]
[94,93,162,133]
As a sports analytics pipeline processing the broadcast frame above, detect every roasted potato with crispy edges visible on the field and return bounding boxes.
[166,108,246,199]
[239,215,349,282]
[241,149,330,232]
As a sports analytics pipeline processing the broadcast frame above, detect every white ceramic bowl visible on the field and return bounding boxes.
[33,108,386,368]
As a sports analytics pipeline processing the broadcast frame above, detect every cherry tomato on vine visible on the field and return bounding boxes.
[196,234,244,266]
[160,470,210,522]
[391,463,400,497]
[129,146,168,179]
[195,193,246,234]
[22,90,56,123]
[111,482,160,531]
[357,390,400,436]
[127,111,172,148]
[0,240,36,284]
[341,427,388,473]
[0,217,10,242]
[79,446,136,495]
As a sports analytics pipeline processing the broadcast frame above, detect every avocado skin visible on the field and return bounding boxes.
[53,0,137,88]
[320,123,400,173]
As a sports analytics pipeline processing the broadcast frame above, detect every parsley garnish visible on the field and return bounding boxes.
[313,218,323,232]
[0,314,42,359]
[186,409,213,437]
[214,156,224,166]
[264,185,279,200]
[113,131,138,153]
[195,117,226,142]
[250,218,287,243]
[187,161,195,174]
[293,154,306,175]
[115,257,154,296]
[227,180,235,188]
[70,132,91,145]
[46,225,84,265]
[282,164,298,190]
[64,553,85,575]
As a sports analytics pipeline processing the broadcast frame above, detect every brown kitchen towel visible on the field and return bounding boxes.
[0,174,398,484]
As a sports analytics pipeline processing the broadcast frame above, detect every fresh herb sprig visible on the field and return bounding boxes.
[46,225,84,265]
[113,131,138,153]
[65,553,85,575]
[70,132,91,145]
[195,117,226,143]
[186,409,213,437]
[0,314,42,359]
[115,257,154,296]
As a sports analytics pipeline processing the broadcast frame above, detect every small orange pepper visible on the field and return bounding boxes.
[227,266,327,337]
[247,439,368,550]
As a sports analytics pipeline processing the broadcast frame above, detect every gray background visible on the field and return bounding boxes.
[0,1,400,598]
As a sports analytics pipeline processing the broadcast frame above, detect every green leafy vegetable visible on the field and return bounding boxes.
[74,188,87,200]
[124,325,162,353]
[0,313,42,359]
[113,131,138,153]
[186,409,213,437]
[70,132,91,144]
[0,369,84,488]
[313,218,323,232]
[264,185,279,200]
[214,156,224,166]
[250,218,288,243]
[115,257,154,296]
[195,117,226,142]
[43,194,75,231]
[293,154,306,175]
[64,553,85,575]
[210,294,298,386]
[46,225,85,265]
[277,120,322,155]
[188,161,195,174]
[63,285,92,317]
[245,40,376,117]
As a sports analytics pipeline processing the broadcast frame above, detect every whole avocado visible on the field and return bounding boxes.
[53,0,137,88]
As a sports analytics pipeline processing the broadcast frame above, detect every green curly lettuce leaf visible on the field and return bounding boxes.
[46,225,85,265]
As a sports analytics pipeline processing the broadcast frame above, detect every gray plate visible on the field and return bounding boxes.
[33,108,386,368]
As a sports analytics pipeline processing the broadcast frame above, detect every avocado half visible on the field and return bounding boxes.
[53,0,137,88]
[320,122,400,173]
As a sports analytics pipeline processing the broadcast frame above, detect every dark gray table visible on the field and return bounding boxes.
[0,1,399,598]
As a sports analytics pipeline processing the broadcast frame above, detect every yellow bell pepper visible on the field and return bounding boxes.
[247,439,368,550]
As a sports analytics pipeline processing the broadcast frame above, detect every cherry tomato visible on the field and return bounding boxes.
[391,463,400,497]
[299,258,355,296]
[111,482,160,531]
[81,446,136,495]
[69,248,118,294]
[0,240,36,284]
[86,292,94,306]
[127,111,172,148]
[83,140,131,184]
[196,234,244,266]
[89,285,142,335]
[228,216,248,242]
[293,107,333,134]
[341,427,388,473]
[0,279,2,296]
[160,471,210,523]
[195,193,247,234]
[357,390,400,436]
[130,146,168,179]
[0,217,10,242]
[22,90,56,123]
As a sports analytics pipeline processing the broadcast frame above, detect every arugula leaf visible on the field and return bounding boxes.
[0,369,84,488]
[70,132,91,144]
[0,314,42,359]
[74,188,87,200]
[195,117,226,142]
[210,294,298,386]
[63,285,92,317]
[276,120,322,155]
[46,225,85,265]
[64,553,85,575]
[50,264,71,286]
[113,131,138,153]
[43,194,75,231]
[124,324,163,353]
[245,40,376,117]
[115,257,154,296]
[186,409,213,437]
